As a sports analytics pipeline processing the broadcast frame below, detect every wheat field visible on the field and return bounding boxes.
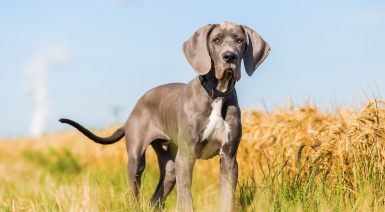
[1,97,385,211]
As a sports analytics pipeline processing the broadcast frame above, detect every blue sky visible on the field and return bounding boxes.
[1,0,384,137]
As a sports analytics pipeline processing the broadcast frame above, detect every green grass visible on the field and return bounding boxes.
[234,146,385,212]
[0,146,220,211]
[1,145,385,211]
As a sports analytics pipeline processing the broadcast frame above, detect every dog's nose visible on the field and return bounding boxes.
[222,52,237,63]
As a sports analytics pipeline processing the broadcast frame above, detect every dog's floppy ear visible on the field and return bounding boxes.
[240,25,271,76]
[182,24,216,75]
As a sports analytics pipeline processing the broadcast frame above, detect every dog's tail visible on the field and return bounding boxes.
[59,118,125,145]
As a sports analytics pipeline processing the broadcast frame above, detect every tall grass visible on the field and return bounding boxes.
[1,99,385,211]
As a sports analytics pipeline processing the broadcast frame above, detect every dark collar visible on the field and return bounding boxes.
[199,75,235,100]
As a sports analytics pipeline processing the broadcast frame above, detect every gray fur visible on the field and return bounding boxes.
[60,22,270,212]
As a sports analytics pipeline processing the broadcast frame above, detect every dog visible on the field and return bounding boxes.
[60,21,270,211]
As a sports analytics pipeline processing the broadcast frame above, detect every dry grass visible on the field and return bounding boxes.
[239,99,385,183]
[1,98,385,211]
[302,100,385,188]
[239,102,337,178]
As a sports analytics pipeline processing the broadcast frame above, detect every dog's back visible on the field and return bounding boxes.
[124,83,185,142]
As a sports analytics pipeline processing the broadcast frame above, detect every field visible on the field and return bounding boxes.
[1,97,385,211]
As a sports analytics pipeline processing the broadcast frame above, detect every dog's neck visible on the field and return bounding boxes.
[197,68,235,103]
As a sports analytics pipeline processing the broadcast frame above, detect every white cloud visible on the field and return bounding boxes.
[24,41,72,137]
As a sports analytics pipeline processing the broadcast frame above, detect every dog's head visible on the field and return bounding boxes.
[183,22,270,81]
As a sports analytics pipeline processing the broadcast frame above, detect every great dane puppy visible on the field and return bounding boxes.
[60,21,270,211]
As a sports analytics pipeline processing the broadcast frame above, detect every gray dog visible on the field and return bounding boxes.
[60,21,270,211]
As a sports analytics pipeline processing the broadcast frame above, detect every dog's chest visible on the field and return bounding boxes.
[199,97,230,160]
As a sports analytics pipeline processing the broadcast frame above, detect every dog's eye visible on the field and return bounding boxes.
[237,38,244,43]
[213,38,220,43]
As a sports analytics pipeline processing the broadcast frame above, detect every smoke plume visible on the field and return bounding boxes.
[24,41,72,137]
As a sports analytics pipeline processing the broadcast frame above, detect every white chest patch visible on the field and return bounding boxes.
[199,77,232,160]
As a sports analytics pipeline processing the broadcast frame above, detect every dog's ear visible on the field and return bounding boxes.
[182,24,216,75]
[240,25,271,76]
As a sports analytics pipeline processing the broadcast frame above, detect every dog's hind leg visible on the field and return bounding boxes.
[125,136,148,205]
[149,140,176,209]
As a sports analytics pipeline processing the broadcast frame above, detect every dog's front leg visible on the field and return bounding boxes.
[175,146,196,211]
[219,152,238,212]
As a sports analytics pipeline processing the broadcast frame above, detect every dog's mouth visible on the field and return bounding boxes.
[221,66,239,80]
[216,69,234,92]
